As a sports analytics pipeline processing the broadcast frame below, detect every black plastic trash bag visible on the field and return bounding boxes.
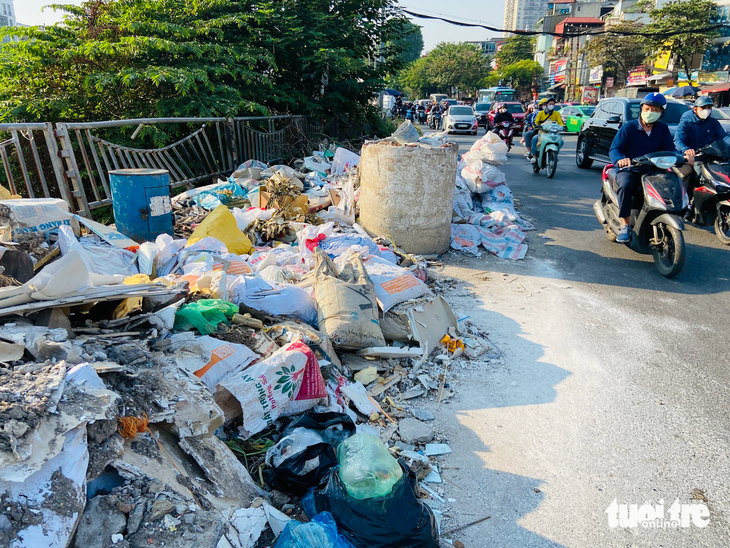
[312,460,439,548]
[264,412,355,496]
[282,411,356,447]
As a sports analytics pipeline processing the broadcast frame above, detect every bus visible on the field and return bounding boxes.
[478,87,518,104]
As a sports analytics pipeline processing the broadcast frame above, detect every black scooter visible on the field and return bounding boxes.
[429,111,442,130]
[594,152,689,278]
[684,136,730,245]
[417,110,427,125]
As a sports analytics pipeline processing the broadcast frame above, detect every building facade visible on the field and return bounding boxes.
[466,38,507,57]
[0,0,15,27]
[504,0,546,33]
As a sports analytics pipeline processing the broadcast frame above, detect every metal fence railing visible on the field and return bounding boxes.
[0,115,330,217]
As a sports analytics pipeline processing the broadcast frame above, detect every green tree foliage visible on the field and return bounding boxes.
[582,21,645,87]
[387,20,423,66]
[396,42,491,98]
[496,35,534,68]
[0,0,406,123]
[640,0,719,85]
[499,60,544,92]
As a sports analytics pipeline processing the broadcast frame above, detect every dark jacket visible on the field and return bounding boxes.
[673,110,727,152]
[609,119,675,164]
[494,111,515,124]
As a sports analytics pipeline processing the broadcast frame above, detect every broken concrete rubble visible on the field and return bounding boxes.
[0,138,505,548]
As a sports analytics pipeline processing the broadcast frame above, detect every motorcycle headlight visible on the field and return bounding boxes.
[650,156,678,169]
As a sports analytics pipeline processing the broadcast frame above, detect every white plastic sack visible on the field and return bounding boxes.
[57,226,137,277]
[0,198,78,241]
[298,222,335,266]
[453,174,475,219]
[319,174,357,225]
[462,131,508,166]
[178,336,258,392]
[154,234,187,277]
[228,275,318,325]
[330,147,361,176]
[450,224,482,256]
[363,256,431,312]
[460,161,507,193]
[319,233,379,258]
[232,207,273,232]
[216,343,309,436]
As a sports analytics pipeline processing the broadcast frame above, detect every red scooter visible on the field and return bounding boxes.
[495,122,513,151]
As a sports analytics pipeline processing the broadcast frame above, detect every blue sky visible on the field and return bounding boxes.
[17,0,507,53]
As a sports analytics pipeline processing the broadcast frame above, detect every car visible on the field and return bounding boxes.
[488,102,526,133]
[710,107,730,134]
[563,105,596,132]
[474,102,492,128]
[575,97,692,169]
[443,105,478,135]
[441,99,458,108]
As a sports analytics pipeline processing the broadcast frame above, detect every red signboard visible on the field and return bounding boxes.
[606,77,614,88]
[627,68,647,86]
[554,60,567,83]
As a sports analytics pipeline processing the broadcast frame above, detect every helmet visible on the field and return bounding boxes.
[695,96,714,108]
[539,98,548,106]
[640,92,667,109]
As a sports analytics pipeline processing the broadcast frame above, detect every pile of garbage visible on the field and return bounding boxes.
[451,131,534,260]
[0,133,503,548]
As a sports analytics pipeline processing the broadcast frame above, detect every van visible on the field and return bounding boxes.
[429,93,448,103]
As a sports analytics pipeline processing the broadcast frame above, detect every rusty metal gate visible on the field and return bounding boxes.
[0,115,328,217]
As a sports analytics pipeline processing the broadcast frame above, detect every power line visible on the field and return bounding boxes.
[402,9,729,39]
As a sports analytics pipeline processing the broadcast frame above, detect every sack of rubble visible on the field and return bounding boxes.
[462,131,508,166]
[460,160,507,193]
[313,248,385,349]
[311,458,439,548]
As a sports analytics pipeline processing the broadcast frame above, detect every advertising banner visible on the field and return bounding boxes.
[589,66,603,84]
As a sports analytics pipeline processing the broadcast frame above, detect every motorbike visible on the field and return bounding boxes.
[418,110,428,125]
[530,123,564,178]
[683,136,730,245]
[429,112,442,130]
[495,122,514,151]
[594,152,689,278]
[406,109,415,123]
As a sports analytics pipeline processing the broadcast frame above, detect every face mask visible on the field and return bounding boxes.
[642,111,661,124]
[547,105,554,111]
[697,109,711,120]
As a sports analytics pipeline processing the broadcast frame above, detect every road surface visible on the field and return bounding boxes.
[428,127,730,547]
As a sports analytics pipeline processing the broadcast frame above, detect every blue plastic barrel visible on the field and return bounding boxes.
[109,169,173,243]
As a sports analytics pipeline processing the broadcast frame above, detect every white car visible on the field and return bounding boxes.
[443,106,478,135]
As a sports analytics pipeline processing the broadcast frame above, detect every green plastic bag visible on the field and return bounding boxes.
[174,299,238,335]
[336,433,403,500]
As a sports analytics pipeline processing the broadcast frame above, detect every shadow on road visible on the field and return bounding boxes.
[437,311,570,547]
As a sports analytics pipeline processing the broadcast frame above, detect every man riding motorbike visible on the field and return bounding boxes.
[608,92,681,242]
[522,101,541,155]
[673,95,727,216]
[493,105,515,126]
[530,98,563,162]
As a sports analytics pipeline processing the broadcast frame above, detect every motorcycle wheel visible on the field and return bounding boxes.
[532,161,540,173]
[546,150,558,179]
[714,206,730,245]
[651,224,685,279]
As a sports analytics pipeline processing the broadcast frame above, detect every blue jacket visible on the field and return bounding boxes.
[525,111,538,130]
[609,119,675,164]
[673,110,727,152]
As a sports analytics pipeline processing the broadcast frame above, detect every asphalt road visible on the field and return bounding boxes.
[425,127,730,547]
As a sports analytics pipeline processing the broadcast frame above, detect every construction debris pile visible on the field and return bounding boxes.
[0,134,504,548]
[451,131,534,260]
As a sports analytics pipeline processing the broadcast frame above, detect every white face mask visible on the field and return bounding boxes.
[642,111,661,124]
[697,108,711,120]
[547,105,554,111]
